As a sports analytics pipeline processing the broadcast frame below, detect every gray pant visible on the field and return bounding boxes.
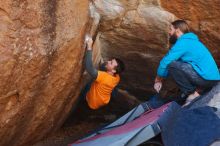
[168,61,217,97]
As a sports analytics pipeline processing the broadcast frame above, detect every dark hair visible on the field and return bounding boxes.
[171,20,190,34]
[114,58,125,74]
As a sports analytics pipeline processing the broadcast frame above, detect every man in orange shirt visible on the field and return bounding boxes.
[83,37,125,110]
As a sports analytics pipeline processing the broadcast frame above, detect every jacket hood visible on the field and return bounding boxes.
[179,32,199,41]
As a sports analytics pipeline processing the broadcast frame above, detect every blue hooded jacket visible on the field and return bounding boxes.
[157,32,220,80]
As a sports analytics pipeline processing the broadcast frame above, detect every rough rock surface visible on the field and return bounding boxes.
[0,0,89,145]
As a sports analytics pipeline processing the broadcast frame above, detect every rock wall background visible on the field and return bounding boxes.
[92,0,175,97]
[160,0,220,66]
[0,0,219,145]
[92,0,220,97]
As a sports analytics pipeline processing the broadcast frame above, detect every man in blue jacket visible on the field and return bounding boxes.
[154,19,220,105]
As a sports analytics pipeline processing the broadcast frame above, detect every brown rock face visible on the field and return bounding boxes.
[0,0,89,145]
[160,0,220,66]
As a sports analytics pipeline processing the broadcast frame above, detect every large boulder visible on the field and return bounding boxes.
[0,0,90,145]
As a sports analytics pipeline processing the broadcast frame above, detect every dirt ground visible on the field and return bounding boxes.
[33,95,137,146]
